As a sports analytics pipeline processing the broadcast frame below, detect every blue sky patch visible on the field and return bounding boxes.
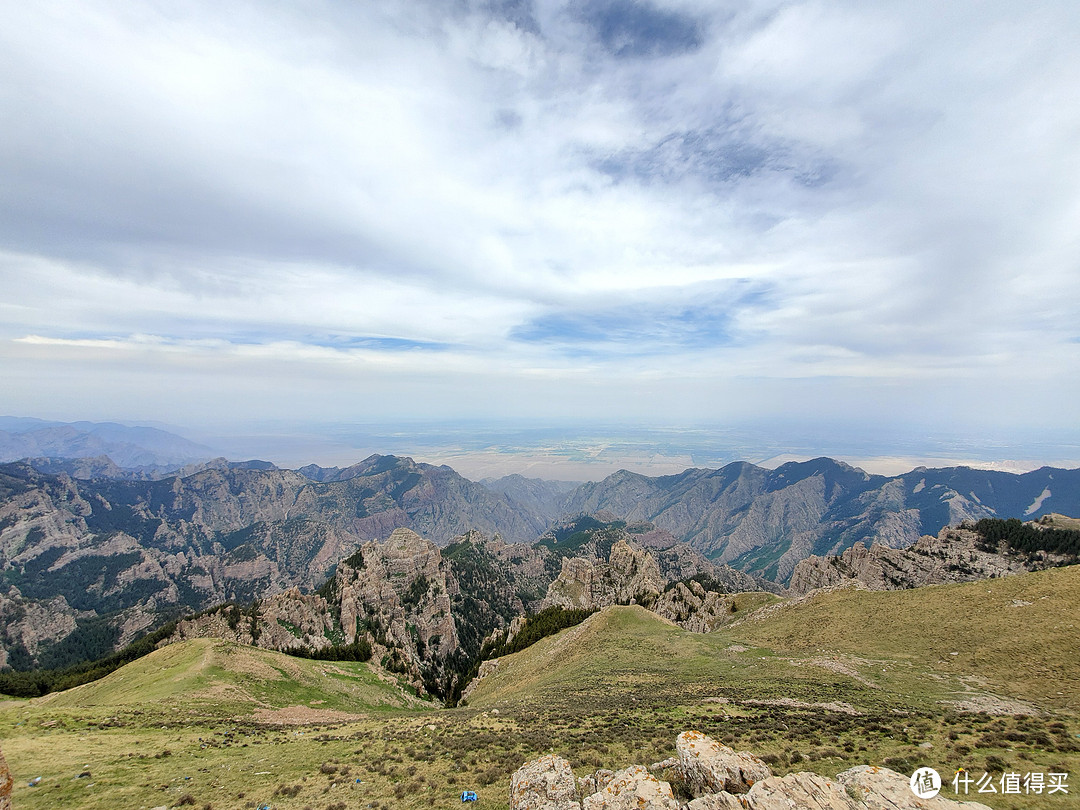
[579,0,703,59]
[511,287,768,355]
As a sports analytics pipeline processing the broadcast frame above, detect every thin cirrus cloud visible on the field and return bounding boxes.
[0,0,1077,436]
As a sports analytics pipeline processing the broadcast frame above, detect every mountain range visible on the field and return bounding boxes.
[2,446,1079,681]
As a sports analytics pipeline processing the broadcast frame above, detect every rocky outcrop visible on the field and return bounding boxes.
[171,528,463,689]
[0,588,79,668]
[581,765,680,810]
[542,540,664,611]
[837,765,992,810]
[171,588,338,651]
[683,771,863,809]
[641,532,778,595]
[0,743,12,810]
[652,582,737,633]
[510,754,581,810]
[512,733,992,810]
[673,731,772,796]
[788,525,1070,596]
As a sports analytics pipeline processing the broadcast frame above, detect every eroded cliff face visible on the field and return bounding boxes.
[170,529,459,688]
[788,525,1070,595]
[651,581,738,633]
[538,536,753,634]
[542,539,665,611]
[0,589,78,669]
[335,528,461,672]
[168,528,536,696]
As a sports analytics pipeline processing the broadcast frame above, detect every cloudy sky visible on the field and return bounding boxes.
[2,1,1079,456]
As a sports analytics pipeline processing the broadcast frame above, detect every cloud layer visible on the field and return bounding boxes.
[2,0,1079,438]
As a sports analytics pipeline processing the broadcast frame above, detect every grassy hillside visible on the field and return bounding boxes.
[468,567,1080,715]
[727,565,1080,713]
[37,638,420,714]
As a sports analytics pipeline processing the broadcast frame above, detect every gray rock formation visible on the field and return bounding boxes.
[837,765,992,810]
[674,730,772,796]
[684,771,861,810]
[0,589,78,668]
[788,525,1070,596]
[542,539,665,611]
[581,765,681,810]
[171,527,465,690]
[514,733,993,810]
[510,754,581,810]
[639,530,775,594]
[652,581,737,633]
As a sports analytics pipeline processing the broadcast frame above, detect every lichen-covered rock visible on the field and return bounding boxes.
[685,768,994,810]
[0,744,13,810]
[686,795,744,810]
[577,768,615,798]
[513,740,1000,810]
[510,754,581,810]
[581,765,680,810]
[838,765,994,810]
[677,730,772,795]
[742,772,862,809]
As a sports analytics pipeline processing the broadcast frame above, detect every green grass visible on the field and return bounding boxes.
[1,569,1078,810]
[36,638,419,714]
[726,565,1080,713]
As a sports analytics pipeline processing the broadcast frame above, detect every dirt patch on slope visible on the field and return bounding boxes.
[251,706,368,725]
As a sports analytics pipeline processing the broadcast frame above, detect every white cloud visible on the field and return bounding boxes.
[0,0,1078,439]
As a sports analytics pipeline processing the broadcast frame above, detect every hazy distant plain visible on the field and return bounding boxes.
[190,420,1080,481]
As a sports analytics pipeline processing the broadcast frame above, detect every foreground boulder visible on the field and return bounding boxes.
[582,765,681,810]
[838,765,992,810]
[685,772,862,809]
[510,754,582,810]
[676,730,772,795]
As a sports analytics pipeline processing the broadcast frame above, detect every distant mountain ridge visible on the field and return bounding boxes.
[0,417,212,468]
[558,457,1080,580]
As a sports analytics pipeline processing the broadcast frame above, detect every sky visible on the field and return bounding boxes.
[2,1,1079,469]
